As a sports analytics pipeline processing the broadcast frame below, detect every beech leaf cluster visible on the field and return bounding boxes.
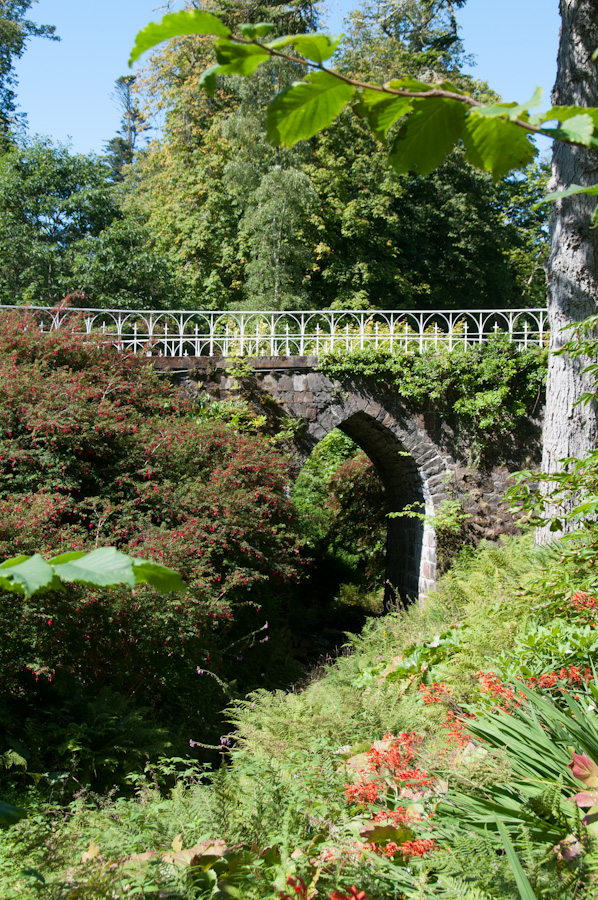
[130,10,598,199]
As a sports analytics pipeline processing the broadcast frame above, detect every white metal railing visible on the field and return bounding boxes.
[3,306,549,357]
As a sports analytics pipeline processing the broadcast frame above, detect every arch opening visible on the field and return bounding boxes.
[337,412,429,607]
[297,410,434,608]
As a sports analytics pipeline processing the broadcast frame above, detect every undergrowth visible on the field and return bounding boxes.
[7,531,595,899]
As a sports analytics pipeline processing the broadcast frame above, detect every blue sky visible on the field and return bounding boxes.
[14,0,561,156]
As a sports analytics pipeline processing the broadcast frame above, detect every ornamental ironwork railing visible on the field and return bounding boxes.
[5,306,549,357]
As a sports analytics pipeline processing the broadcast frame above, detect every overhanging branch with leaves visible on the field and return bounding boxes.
[130,8,598,200]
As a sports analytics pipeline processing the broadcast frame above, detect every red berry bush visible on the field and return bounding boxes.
[0,311,304,787]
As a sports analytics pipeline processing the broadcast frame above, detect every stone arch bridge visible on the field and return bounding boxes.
[157,354,540,604]
[9,305,546,604]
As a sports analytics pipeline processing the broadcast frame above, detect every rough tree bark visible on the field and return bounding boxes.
[540,0,598,537]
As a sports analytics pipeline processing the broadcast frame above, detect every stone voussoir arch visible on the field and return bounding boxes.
[165,354,532,606]
[245,363,453,604]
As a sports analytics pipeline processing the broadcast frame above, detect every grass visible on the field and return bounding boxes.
[3,531,590,900]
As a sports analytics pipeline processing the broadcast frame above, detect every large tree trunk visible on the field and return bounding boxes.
[540,0,598,537]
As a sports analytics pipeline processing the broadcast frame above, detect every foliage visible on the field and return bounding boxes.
[104,75,146,181]
[127,0,549,312]
[0,0,58,145]
[319,337,547,463]
[0,546,184,598]
[130,7,598,201]
[293,431,387,600]
[10,531,598,897]
[0,137,117,305]
[0,313,305,789]
[69,216,182,309]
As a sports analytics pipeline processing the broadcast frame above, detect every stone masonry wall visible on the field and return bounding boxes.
[156,356,541,602]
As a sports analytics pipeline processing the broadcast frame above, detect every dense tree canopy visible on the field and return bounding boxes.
[124,0,549,311]
[0,0,551,311]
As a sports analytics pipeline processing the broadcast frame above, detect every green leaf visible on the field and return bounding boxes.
[198,64,220,96]
[532,105,598,128]
[266,71,354,146]
[131,558,186,593]
[386,76,435,93]
[51,547,138,589]
[0,798,26,828]
[533,182,598,209]
[542,114,598,147]
[0,549,185,597]
[462,113,536,179]
[0,554,56,598]
[265,33,344,63]
[496,819,538,900]
[388,98,467,176]
[353,90,413,141]
[214,39,269,76]
[291,33,344,63]
[239,22,274,39]
[129,10,230,65]
[475,88,543,123]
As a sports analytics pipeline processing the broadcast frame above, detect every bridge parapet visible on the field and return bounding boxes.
[7,305,548,358]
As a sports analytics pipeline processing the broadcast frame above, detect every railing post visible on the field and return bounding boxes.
[285,323,290,356]
[524,320,529,349]
[300,313,305,355]
[463,321,468,349]
[360,314,365,350]
[164,323,168,357]
[315,323,320,356]
[133,321,138,354]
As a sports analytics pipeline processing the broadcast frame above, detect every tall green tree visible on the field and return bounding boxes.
[104,75,146,181]
[0,138,117,304]
[0,0,57,145]
[130,0,549,311]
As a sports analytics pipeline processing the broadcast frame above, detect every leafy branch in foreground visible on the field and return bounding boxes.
[0,546,185,599]
[130,8,598,197]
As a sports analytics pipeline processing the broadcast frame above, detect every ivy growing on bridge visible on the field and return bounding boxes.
[318,337,547,463]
